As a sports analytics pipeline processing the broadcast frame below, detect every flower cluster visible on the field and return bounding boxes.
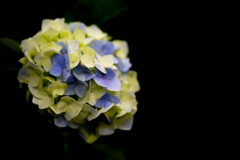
[17,18,140,143]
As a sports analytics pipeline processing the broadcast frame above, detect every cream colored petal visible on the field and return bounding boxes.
[42,19,53,32]
[81,47,95,68]
[101,55,113,67]
[94,58,106,73]
[97,123,114,135]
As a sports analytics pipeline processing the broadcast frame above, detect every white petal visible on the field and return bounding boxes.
[97,123,114,135]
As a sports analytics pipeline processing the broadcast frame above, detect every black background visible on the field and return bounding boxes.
[0,0,192,159]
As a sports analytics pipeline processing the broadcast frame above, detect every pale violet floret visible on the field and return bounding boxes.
[72,64,95,82]
[95,92,120,108]
[64,74,88,98]
[90,40,114,56]
[54,114,79,129]
[90,40,118,73]
[69,22,86,33]
[55,42,68,57]
[50,53,71,82]
[114,46,120,51]
[93,67,121,91]
[116,58,132,72]
[90,40,118,64]
[55,42,70,68]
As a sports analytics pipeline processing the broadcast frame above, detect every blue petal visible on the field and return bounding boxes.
[54,115,67,127]
[50,63,62,77]
[113,56,119,64]
[77,79,88,87]
[100,92,111,100]
[66,74,77,84]
[73,72,86,82]
[79,64,90,72]
[69,22,86,33]
[73,64,91,81]
[104,101,112,108]
[64,59,70,71]
[105,68,115,80]
[93,76,107,88]
[62,68,71,82]
[116,58,131,72]
[95,67,105,78]
[73,64,89,74]
[55,42,67,55]
[109,95,120,104]
[80,71,96,81]
[114,46,120,51]
[104,77,121,91]
[75,84,85,98]
[89,40,104,55]
[95,99,106,108]
[64,84,76,95]
[100,42,114,56]
[52,53,66,67]
[78,131,86,140]
[95,67,115,80]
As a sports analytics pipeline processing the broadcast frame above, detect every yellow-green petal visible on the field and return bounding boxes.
[74,29,85,42]
[59,30,74,41]
[86,24,107,40]
[19,57,29,65]
[112,40,129,59]
[42,18,65,32]
[79,126,99,144]
[56,96,83,121]
[69,49,81,70]
[81,47,95,68]
[47,81,67,97]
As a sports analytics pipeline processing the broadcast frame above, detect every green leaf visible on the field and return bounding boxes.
[64,0,129,27]
[0,37,23,70]
[0,37,22,55]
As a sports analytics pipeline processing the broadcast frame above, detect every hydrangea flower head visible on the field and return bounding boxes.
[17,18,140,144]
